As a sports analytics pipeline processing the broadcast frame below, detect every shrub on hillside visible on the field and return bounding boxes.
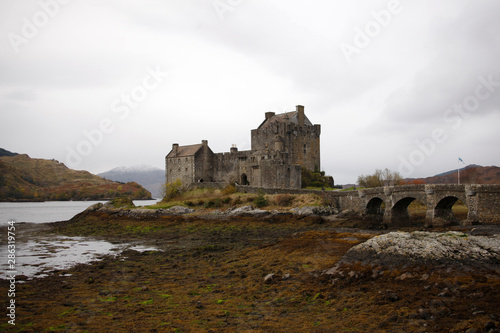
[274,194,295,207]
[222,184,236,195]
[161,179,183,202]
[301,168,333,188]
[205,199,222,209]
[253,193,268,208]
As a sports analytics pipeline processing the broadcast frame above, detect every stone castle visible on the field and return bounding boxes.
[165,105,321,189]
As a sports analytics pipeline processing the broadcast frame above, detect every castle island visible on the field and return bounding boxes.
[165,105,320,189]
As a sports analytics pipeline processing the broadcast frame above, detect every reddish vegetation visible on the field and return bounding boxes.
[406,165,500,185]
[0,154,151,201]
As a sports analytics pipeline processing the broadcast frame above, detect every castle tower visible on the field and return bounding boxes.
[251,105,320,172]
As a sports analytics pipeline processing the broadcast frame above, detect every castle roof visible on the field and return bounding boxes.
[257,111,313,129]
[166,144,202,158]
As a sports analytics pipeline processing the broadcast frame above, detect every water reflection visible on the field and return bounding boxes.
[0,235,158,279]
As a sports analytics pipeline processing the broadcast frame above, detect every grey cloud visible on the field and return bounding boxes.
[3,89,37,101]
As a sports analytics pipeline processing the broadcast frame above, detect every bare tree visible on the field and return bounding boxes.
[357,168,402,188]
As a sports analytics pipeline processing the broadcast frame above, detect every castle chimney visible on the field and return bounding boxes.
[230,144,238,154]
[265,112,275,120]
[172,143,179,157]
[202,140,208,146]
[296,105,304,126]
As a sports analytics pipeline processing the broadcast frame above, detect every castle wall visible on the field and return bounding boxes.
[285,124,321,172]
[212,150,253,185]
[194,146,214,183]
[258,161,301,189]
[165,155,195,185]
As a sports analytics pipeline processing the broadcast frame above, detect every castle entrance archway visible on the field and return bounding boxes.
[241,173,248,185]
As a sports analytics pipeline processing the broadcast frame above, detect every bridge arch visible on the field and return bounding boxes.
[433,196,469,223]
[390,197,418,225]
[366,197,385,215]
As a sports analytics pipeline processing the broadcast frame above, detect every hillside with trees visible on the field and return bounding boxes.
[357,166,500,188]
[0,151,151,201]
[404,165,500,185]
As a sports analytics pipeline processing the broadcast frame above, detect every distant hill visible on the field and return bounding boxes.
[99,165,164,198]
[0,148,19,157]
[405,165,500,185]
[0,153,152,201]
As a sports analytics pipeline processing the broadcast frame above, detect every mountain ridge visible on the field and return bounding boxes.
[98,165,164,198]
[405,165,500,185]
[0,150,151,201]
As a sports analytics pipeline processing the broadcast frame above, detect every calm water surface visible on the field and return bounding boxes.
[0,199,159,224]
[0,199,160,279]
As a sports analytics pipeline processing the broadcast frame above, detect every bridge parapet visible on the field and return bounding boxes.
[325,184,500,226]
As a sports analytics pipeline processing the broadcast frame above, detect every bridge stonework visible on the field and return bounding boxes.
[326,184,500,227]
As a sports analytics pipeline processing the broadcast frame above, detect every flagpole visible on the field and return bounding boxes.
[458,159,460,184]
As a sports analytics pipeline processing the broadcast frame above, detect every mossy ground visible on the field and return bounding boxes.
[1,214,498,332]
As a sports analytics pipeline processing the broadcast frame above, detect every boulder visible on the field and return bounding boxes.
[160,206,195,215]
[335,231,500,271]
[226,206,270,216]
[83,202,103,213]
[290,206,338,216]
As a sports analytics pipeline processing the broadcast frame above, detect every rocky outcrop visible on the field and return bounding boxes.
[79,203,194,219]
[224,205,270,217]
[290,206,338,216]
[80,201,340,220]
[327,231,500,272]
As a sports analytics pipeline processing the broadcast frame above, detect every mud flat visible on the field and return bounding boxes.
[1,208,499,332]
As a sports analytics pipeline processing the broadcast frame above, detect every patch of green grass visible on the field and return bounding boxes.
[48,325,66,331]
[197,244,226,252]
[308,293,321,303]
[58,308,76,317]
[141,299,154,305]
[125,225,162,234]
[98,296,117,302]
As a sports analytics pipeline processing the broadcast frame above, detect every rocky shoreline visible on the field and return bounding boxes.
[1,204,499,332]
[82,202,340,219]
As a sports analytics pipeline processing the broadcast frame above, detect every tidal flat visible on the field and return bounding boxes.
[1,210,499,332]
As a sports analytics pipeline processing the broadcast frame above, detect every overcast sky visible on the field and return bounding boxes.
[1,0,499,184]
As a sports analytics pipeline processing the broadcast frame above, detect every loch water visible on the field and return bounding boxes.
[0,199,160,279]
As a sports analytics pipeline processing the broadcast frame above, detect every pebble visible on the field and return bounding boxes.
[264,273,275,284]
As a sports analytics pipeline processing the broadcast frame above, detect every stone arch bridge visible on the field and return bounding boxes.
[326,184,500,226]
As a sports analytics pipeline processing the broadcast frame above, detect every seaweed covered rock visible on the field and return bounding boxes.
[104,197,136,208]
[329,231,500,272]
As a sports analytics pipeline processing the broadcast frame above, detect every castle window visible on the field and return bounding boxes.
[185,168,188,172]
[303,144,307,154]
